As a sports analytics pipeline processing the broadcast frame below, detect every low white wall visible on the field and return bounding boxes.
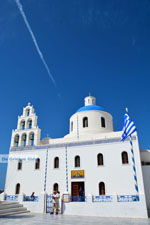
[18,194,45,213]
[22,200,44,213]
[63,195,148,218]
[1,194,45,213]
[142,166,150,210]
[0,192,4,201]
[1,193,148,218]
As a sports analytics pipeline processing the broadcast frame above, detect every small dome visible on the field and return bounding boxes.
[64,95,113,139]
[76,95,104,113]
[76,105,104,113]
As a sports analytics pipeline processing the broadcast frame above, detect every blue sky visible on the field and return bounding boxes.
[0,0,150,189]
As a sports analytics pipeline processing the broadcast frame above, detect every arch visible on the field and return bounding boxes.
[53,183,59,191]
[26,108,30,116]
[20,120,25,130]
[83,117,88,128]
[21,133,27,147]
[54,157,59,169]
[27,119,32,129]
[101,117,106,128]
[99,182,105,195]
[17,160,22,170]
[97,153,104,166]
[14,134,19,147]
[29,132,34,146]
[122,151,129,164]
[15,183,20,195]
[75,155,80,167]
[35,158,40,170]
[71,121,73,132]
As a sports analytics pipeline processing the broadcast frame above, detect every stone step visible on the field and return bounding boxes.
[0,210,30,216]
[0,201,19,205]
[0,201,30,216]
[0,206,28,215]
[0,203,23,210]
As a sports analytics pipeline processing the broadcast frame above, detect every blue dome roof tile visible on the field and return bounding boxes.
[76,105,104,113]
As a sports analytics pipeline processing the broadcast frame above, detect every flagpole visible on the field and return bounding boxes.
[129,134,139,194]
[125,108,139,194]
[125,108,139,195]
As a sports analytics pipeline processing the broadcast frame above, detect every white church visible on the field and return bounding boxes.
[3,95,150,218]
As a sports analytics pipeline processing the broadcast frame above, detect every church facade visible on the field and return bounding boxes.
[3,96,150,218]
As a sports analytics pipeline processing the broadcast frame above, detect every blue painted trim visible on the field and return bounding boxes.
[92,195,113,202]
[76,105,104,113]
[65,146,69,192]
[5,195,18,201]
[117,195,139,202]
[46,194,53,213]
[44,148,48,192]
[23,196,39,202]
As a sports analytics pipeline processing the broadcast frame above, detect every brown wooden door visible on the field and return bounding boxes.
[72,182,79,196]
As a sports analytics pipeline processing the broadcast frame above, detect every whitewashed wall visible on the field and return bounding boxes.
[4,134,148,218]
[63,195,147,218]
[142,166,150,210]
[65,110,113,139]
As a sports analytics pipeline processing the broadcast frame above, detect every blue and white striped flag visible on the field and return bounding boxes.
[121,113,137,141]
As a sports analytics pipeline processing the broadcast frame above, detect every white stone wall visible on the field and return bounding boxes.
[63,195,147,218]
[5,150,45,195]
[142,166,150,210]
[65,136,145,197]
[4,97,149,217]
[65,110,113,139]
[4,133,148,218]
[140,149,150,210]
[46,147,67,194]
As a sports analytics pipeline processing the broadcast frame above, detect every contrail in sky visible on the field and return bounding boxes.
[14,0,58,92]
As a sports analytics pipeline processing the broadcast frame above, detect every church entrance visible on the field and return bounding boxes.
[71,182,85,202]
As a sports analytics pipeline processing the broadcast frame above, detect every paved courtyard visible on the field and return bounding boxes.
[0,214,150,225]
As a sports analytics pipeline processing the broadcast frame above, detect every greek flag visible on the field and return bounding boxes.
[121,113,137,141]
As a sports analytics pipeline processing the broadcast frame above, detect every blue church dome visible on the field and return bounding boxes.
[76,105,104,113]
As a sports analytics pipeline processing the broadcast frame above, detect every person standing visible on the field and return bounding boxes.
[53,191,60,215]
[79,187,84,201]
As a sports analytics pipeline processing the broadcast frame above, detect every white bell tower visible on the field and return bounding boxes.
[10,103,41,148]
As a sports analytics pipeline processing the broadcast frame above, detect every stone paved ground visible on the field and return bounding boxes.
[0,214,150,225]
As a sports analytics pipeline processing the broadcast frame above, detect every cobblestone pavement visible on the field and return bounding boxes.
[0,214,150,225]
